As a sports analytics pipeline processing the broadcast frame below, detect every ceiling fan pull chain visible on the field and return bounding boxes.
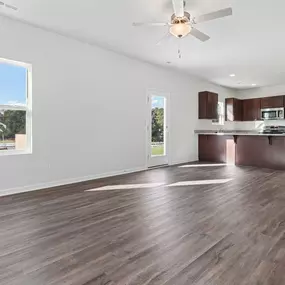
[178,48,182,59]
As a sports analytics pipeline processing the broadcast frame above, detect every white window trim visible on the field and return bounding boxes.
[212,101,225,126]
[0,57,32,156]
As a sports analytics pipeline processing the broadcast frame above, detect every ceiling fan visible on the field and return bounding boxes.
[133,0,232,43]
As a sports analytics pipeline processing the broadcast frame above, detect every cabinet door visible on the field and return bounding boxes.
[253,98,261,120]
[225,98,243,121]
[242,99,252,121]
[243,99,261,121]
[198,91,218,119]
[207,136,226,162]
[207,92,218,119]
[225,98,234,121]
[198,92,208,119]
[261,96,284,109]
[198,135,235,163]
[198,135,209,161]
[235,99,243,121]
[199,135,222,162]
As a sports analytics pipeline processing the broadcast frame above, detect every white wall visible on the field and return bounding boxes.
[237,84,285,99]
[0,16,235,195]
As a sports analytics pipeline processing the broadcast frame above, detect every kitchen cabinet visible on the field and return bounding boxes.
[225,96,284,122]
[236,136,285,170]
[199,91,218,119]
[198,135,209,162]
[261,96,284,109]
[198,135,235,163]
[243,98,261,121]
[225,98,243,121]
[198,134,285,170]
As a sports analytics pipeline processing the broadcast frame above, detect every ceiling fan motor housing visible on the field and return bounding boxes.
[171,12,191,24]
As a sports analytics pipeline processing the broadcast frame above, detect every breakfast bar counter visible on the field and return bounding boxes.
[196,130,285,169]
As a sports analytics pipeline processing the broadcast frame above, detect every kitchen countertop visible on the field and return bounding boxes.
[195,130,285,136]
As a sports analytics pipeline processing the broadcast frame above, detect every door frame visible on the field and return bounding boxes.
[146,89,170,168]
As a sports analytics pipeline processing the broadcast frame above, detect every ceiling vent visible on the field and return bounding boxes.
[0,2,18,11]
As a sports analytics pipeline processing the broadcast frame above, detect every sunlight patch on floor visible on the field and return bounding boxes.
[179,164,228,168]
[86,179,234,192]
[167,178,233,187]
[85,183,165,192]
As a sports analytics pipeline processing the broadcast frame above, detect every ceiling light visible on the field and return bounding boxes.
[170,24,192,38]
[252,83,257,86]
[229,74,235,77]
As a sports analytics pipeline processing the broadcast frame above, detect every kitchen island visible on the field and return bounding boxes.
[196,130,285,170]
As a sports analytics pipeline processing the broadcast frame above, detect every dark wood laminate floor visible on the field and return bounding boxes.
[1,164,285,285]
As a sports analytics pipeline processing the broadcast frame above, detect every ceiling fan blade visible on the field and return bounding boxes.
[190,27,210,42]
[133,22,169,27]
[172,0,184,17]
[156,33,172,46]
[194,7,232,23]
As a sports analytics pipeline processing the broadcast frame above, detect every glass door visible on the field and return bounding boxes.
[148,94,168,167]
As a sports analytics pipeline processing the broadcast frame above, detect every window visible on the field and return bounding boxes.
[212,102,225,125]
[0,58,32,155]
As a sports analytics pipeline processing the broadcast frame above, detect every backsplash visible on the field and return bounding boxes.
[235,120,285,130]
[196,119,285,132]
[196,119,236,130]
[234,121,264,131]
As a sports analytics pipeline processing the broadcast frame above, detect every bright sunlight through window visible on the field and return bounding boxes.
[0,58,32,155]
[212,102,225,125]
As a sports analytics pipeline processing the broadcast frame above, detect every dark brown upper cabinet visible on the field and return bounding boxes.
[224,95,285,122]
[261,96,285,109]
[225,98,243,121]
[243,98,261,121]
[199,91,218,119]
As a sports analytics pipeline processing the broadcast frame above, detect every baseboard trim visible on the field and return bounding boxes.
[0,166,146,197]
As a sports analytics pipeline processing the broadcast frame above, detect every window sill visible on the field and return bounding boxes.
[0,150,32,157]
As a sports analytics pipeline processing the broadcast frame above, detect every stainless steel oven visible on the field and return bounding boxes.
[261,108,284,120]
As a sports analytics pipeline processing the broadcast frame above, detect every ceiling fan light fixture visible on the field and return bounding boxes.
[169,23,191,38]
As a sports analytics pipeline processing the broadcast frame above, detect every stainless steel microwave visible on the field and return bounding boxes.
[261,108,284,120]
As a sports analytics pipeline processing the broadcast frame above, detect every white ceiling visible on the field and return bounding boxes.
[1,0,285,89]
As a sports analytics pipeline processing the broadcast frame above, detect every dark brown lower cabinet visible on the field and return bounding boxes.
[236,136,285,170]
[199,135,235,164]
[199,135,285,170]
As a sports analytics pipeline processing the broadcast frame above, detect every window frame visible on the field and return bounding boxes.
[0,57,32,156]
[212,101,225,126]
